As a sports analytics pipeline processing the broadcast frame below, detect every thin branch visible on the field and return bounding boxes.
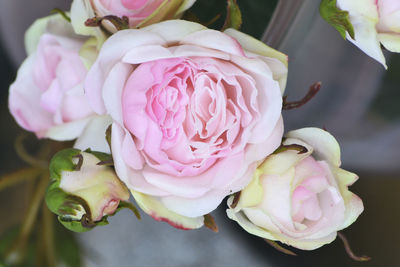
[264,239,297,256]
[15,134,48,169]
[0,168,41,192]
[337,232,371,262]
[283,82,321,110]
[5,173,49,265]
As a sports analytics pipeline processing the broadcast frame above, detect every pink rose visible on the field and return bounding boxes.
[376,0,400,34]
[71,0,196,35]
[84,20,287,217]
[227,128,364,250]
[335,0,400,67]
[9,15,96,140]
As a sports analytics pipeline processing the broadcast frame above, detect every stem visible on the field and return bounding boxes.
[5,173,49,265]
[42,203,56,267]
[264,239,297,256]
[283,82,321,110]
[0,168,41,192]
[337,232,371,262]
[15,134,48,169]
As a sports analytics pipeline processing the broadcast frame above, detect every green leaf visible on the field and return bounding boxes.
[320,0,355,39]
[222,0,242,30]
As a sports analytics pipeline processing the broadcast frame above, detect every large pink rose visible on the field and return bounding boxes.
[9,15,96,140]
[84,20,287,217]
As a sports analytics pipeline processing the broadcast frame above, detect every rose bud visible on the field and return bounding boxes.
[321,0,400,68]
[227,128,364,250]
[71,0,196,35]
[8,14,98,140]
[45,149,139,232]
[80,20,287,219]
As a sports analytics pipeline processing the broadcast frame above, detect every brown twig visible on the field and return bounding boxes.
[0,168,41,192]
[85,15,129,31]
[337,232,371,262]
[15,134,48,169]
[264,239,297,256]
[283,82,321,110]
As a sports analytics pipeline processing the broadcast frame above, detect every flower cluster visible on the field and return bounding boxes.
[8,0,366,255]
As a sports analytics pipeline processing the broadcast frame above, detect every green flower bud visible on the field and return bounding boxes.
[45,149,137,232]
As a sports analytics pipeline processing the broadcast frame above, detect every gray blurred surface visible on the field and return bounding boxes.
[0,0,70,66]
[79,209,273,267]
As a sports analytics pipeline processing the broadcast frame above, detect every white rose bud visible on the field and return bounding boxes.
[46,149,139,232]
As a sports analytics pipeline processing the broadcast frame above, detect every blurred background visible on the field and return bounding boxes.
[0,0,399,266]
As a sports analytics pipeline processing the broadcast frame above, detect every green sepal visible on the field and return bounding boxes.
[58,201,141,233]
[320,0,355,39]
[84,148,113,165]
[58,215,109,233]
[50,8,71,23]
[49,148,81,181]
[273,144,308,155]
[117,201,141,220]
[222,0,242,31]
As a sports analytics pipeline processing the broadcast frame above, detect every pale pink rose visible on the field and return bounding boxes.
[336,0,400,67]
[227,128,364,250]
[94,0,166,26]
[376,0,400,33]
[83,20,288,218]
[71,0,196,35]
[9,15,96,140]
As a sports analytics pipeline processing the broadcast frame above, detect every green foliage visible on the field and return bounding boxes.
[0,220,83,267]
[54,221,82,267]
[320,0,355,39]
[186,0,278,38]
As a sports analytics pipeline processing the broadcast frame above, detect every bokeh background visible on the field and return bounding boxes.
[1,0,399,266]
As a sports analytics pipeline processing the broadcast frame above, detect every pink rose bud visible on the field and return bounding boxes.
[81,20,288,218]
[8,15,96,140]
[71,0,197,35]
[227,128,364,250]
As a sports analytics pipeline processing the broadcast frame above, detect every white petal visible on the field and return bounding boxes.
[74,115,113,153]
[132,191,204,229]
[286,128,342,167]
